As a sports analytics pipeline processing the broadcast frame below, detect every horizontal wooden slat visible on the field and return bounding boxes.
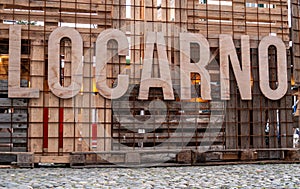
[12,138,27,143]
[187,0,287,8]
[188,6,288,23]
[12,147,26,152]
[0,114,27,122]
[0,114,11,122]
[12,133,26,138]
[12,114,28,123]
[0,147,11,152]
[0,0,113,12]
[0,80,28,88]
[0,10,111,25]
[0,25,110,41]
[12,124,27,129]
[0,154,16,162]
[0,134,26,143]
[0,132,10,138]
[0,138,10,143]
[0,124,11,129]
[0,99,27,107]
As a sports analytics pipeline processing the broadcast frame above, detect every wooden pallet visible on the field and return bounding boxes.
[0,0,295,162]
[0,88,28,152]
[0,152,33,168]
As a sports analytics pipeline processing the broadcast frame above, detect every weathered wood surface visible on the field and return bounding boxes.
[0,113,27,122]
[8,25,39,98]
[280,52,293,148]
[0,0,294,158]
[252,48,264,150]
[0,99,27,107]
[225,65,238,150]
[292,0,300,85]
[0,80,28,96]
[139,32,174,100]
[220,35,251,100]
[48,27,83,99]
[0,123,27,129]
[96,29,129,99]
[180,33,211,100]
[187,0,289,46]
[259,36,288,100]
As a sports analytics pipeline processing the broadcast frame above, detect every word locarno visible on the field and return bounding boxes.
[8,25,288,101]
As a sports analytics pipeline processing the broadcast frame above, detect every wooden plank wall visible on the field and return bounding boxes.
[0,0,114,155]
[0,80,28,152]
[186,0,293,155]
[292,0,300,85]
[0,0,294,156]
[291,0,300,149]
[187,0,289,48]
[0,99,28,152]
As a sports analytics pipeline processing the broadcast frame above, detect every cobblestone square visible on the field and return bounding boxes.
[0,164,299,188]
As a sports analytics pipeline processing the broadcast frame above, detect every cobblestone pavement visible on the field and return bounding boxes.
[0,164,299,188]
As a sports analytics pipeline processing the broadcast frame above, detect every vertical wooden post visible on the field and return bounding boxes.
[44,5,59,155]
[252,48,264,149]
[130,0,143,84]
[75,47,94,152]
[8,25,39,98]
[268,46,280,158]
[292,0,300,85]
[174,0,187,67]
[29,40,45,154]
[225,70,238,149]
[62,40,75,153]
[48,93,59,155]
[280,51,293,148]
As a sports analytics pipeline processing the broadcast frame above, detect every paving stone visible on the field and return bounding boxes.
[0,164,299,188]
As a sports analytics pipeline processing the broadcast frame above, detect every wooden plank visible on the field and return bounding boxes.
[75,48,92,152]
[187,5,288,22]
[280,51,293,148]
[47,93,59,154]
[12,147,27,152]
[0,25,289,48]
[28,124,43,153]
[96,100,105,152]
[0,25,112,41]
[8,25,39,98]
[252,48,264,150]
[0,154,16,163]
[292,0,300,85]
[112,0,126,29]
[0,124,11,129]
[240,100,251,149]
[130,0,143,84]
[0,113,27,123]
[0,132,11,143]
[28,39,45,154]
[12,124,27,129]
[268,47,280,159]
[0,0,113,12]
[233,1,246,41]
[225,67,238,149]
[12,114,27,123]
[0,99,27,107]
[175,0,187,31]
[0,147,11,152]
[0,9,111,23]
[62,40,75,153]
[48,27,83,99]
[34,155,70,164]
